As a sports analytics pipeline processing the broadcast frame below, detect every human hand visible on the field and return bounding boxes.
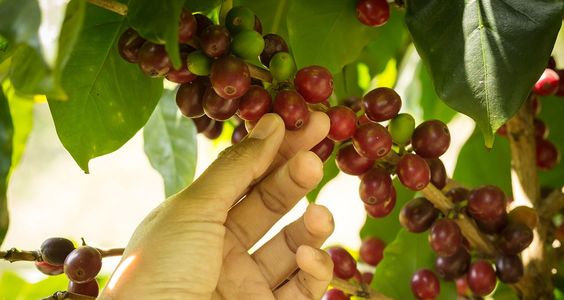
[100,113,335,300]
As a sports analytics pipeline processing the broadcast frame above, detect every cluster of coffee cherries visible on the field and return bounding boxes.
[33,237,104,297]
[356,0,390,27]
[322,236,386,300]
[400,188,537,299]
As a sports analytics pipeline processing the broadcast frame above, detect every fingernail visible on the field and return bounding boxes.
[248,114,279,139]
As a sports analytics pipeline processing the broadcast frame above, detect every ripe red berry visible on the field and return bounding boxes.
[117,28,146,63]
[476,216,508,235]
[467,260,496,296]
[326,106,357,141]
[237,85,272,121]
[426,158,447,190]
[397,153,431,191]
[359,167,392,205]
[497,123,508,136]
[310,138,335,162]
[41,237,75,266]
[412,120,451,159]
[356,0,390,27]
[364,187,396,218]
[456,277,470,296]
[322,288,350,300]
[203,121,223,139]
[361,87,401,122]
[359,236,385,266]
[352,123,392,159]
[64,246,102,284]
[533,68,560,96]
[176,79,206,118]
[429,219,463,257]
[294,66,333,103]
[361,272,373,285]
[326,247,357,280]
[178,9,197,43]
[210,56,251,100]
[434,247,470,280]
[399,197,439,233]
[200,25,231,58]
[536,139,560,170]
[467,185,507,222]
[193,115,213,133]
[138,42,172,77]
[194,14,213,37]
[231,123,248,144]
[497,222,534,255]
[35,261,64,275]
[273,90,310,130]
[254,16,263,34]
[202,87,240,121]
[495,254,524,284]
[260,34,289,66]
[534,118,549,140]
[68,279,99,297]
[411,269,440,300]
[445,187,470,203]
[336,143,375,175]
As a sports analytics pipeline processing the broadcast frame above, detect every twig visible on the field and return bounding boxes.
[539,189,564,222]
[330,278,393,300]
[41,291,95,300]
[86,0,127,16]
[0,247,124,262]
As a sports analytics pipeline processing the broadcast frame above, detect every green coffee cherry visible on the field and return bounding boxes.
[231,30,265,60]
[388,113,415,145]
[225,6,255,34]
[187,50,212,76]
[269,52,296,82]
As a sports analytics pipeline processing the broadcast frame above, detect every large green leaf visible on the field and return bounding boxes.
[2,81,33,174]
[185,0,222,14]
[235,0,291,40]
[127,0,185,68]
[372,229,457,300]
[405,0,563,147]
[143,88,197,197]
[306,151,338,203]
[538,95,564,188]
[0,0,41,51]
[453,128,512,195]
[47,4,163,172]
[0,88,13,245]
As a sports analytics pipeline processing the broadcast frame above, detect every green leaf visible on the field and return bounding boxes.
[127,0,185,68]
[405,0,563,147]
[307,151,338,203]
[47,4,163,172]
[0,87,13,245]
[372,229,457,300]
[492,283,519,300]
[235,0,291,40]
[453,128,512,196]
[2,81,33,174]
[538,95,564,188]
[143,87,198,197]
[0,0,41,50]
[0,272,26,300]
[184,0,222,13]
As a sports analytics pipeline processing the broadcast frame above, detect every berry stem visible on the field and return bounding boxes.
[41,290,95,300]
[86,0,127,16]
[330,278,392,300]
[0,247,124,262]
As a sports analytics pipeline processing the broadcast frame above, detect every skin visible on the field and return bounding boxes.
[99,113,334,300]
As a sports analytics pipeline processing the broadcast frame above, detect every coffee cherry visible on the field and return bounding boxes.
[310,138,335,162]
[356,114,372,127]
[326,106,357,142]
[176,79,206,118]
[397,153,431,191]
[534,118,549,140]
[429,219,463,257]
[200,25,231,58]
[231,123,248,144]
[497,222,533,255]
[456,277,470,296]
[178,9,197,43]
[193,115,213,133]
[497,123,508,136]
[269,52,296,82]
[194,14,213,37]
[467,185,507,222]
[445,187,469,203]
[426,158,447,190]
[548,56,557,69]
[138,42,172,77]
[203,121,223,139]
[336,143,375,175]
[273,90,310,130]
[533,68,560,96]
[476,217,508,235]
[388,113,415,145]
[117,28,146,63]
[322,288,350,300]
[434,247,471,281]
[359,236,385,266]
[68,279,99,297]
[41,237,75,266]
[530,95,542,115]
[356,0,390,27]
[166,62,197,84]
[231,30,265,60]
[508,206,538,230]
[64,246,102,283]
[237,85,271,121]
[35,261,64,275]
[203,87,240,121]
[327,247,357,280]
[260,34,289,66]
[467,260,496,296]
[225,6,255,34]
[495,254,524,284]
[362,87,401,122]
[186,50,212,76]
[399,197,439,233]
[411,269,440,300]
[359,167,392,205]
[352,123,392,159]
[294,66,333,103]
[254,16,262,34]
[210,56,251,100]
[536,139,560,170]
[365,187,396,218]
[412,120,451,159]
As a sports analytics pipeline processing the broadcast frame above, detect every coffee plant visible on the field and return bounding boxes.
[1,0,564,299]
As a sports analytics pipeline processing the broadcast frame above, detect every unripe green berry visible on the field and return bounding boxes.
[269,52,296,82]
[388,113,415,145]
[231,30,265,60]
[187,50,212,76]
[225,6,255,34]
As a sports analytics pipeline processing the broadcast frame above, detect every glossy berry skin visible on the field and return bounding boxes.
[359,236,385,266]
[326,247,357,280]
[260,34,289,66]
[254,16,263,34]
[359,167,392,205]
[399,197,439,233]
[497,222,534,255]
[68,279,99,297]
[361,272,373,285]
[193,115,213,133]
[166,63,197,84]
[445,187,469,203]
[203,121,223,139]
[138,42,172,77]
[231,123,248,144]
[467,260,497,296]
[352,123,392,159]
[536,139,560,170]
[497,124,508,136]
[176,78,206,118]
[117,28,146,63]
[429,219,463,257]
[322,288,350,300]
[508,206,538,230]
[269,52,296,82]
[388,113,415,145]
[237,85,271,121]
[427,158,447,190]
[412,120,451,159]
[397,153,431,191]
[273,90,310,130]
[335,143,375,175]
[35,261,64,275]
[225,6,255,34]
[362,87,401,122]
[495,255,524,284]
[64,246,102,284]
[434,248,470,281]
[194,14,213,37]
[410,269,440,300]
[178,9,197,43]
[534,118,549,140]
[356,0,390,27]
[210,56,251,100]
[203,87,240,121]
[200,25,231,58]
[326,106,357,142]
[231,30,265,60]
[476,217,508,235]
[41,237,75,266]
[310,138,335,162]
[294,66,333,103]
[186,50,212,76]
[533,68,560,96]
[467,185,507,222]
[364,187,396,218]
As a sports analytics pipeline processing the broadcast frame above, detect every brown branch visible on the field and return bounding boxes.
[86,0,127,16]
[41,291,95,300]
[0,247,124,263]
[539,189,564,221]
[330,278,392,300]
